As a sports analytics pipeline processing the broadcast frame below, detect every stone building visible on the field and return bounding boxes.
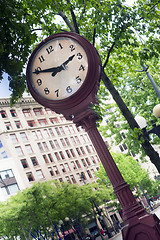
[0,95,100,200]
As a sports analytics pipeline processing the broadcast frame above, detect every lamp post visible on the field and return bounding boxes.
[92,200,112,238]
[135,104,160,140]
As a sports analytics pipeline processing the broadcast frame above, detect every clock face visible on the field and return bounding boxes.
[29,37,88,100]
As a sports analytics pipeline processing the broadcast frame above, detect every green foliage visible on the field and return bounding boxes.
[0,181,106,239]
[96,152,160,200]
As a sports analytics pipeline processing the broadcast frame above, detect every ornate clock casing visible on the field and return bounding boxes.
[26,32,102,119]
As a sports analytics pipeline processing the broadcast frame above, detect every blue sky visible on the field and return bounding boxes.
[0,73,11,98]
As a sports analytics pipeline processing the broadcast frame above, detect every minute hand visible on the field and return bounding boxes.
[51,54,75,77]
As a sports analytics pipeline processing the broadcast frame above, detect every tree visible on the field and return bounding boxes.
[1,0,160,172]
[0,181,107,239]
[96,152,160,201]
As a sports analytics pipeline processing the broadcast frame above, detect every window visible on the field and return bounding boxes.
[25,144,33,154]
[15,121,22,129]
[119,145,124,152]
[54,140,60,148]
[60,138,66,147]
[26,172,34,182]
[0,140,3,148]
[80,147,85,155]
[15,146,23,156]
[38,119,48,126]
[50,117,59,124]
[76,173,81,182]
[36,169,44,179]
[48,153,54,162]
[59,127,65,135]
[48,128,54,137]
[85,158,91,166]
[69,125,75,133]
[21,159,29,168]
[70,137,76,145]
[76,148,81,156]
[37,143,43,151]
[43,155,49,163]
[65,176,71,183]
[86,146,91,153]
[54,152,60,161]
[20,132,28,142]
[59,178,63,183]
[33,108,43,116]
[37,130,43,139]
[10,109,17,117]
[91,156,96,164]
[49,140,55,149]
[64,138,70,146]
[0,110,7,118]
[42,142,48,151]
[32,131,37,140]
[1,151,7,158]
[75,160,81,168]
[70,175,76,184]
[27,120,36,127]
[43,129,50,138]
[75,136,80,144]
[1,184,19,196]
[77,126,84,132]
[60,116,66,122]
[81,159,87,167]
[65,126,70,134]
[53,166,59,175]
[31,157,39,166]
[71,161,76,170]
[10,134,18,143]
[121,132,126,139]
[90,169,95,177]
[65,150,71,158]
[5,122,12,130]
[23,109,32,117]
[87,170,92,178]
[70,149,76,157]
[64,163,70,172]
[45,108,53,115]
[59,151,65,159]
[55,127,61,135]
[60,164,66,173]
[0,169,14,179]
[48,167,54,176]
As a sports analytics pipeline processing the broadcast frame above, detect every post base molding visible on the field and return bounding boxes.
[122,214,160,240]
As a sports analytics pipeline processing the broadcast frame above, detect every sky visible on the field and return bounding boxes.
[0,73,11,98]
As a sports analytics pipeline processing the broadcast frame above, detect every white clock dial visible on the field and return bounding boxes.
[30,37,88,100]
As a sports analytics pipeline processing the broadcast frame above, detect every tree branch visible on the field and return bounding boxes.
[66,0,79,34]
[78,0,87,24]
[58,11,75,32]
[102,42,115,69]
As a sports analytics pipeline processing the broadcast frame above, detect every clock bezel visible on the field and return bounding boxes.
[26,32,101,112]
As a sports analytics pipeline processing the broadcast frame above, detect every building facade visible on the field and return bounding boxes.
[0,96,100,200]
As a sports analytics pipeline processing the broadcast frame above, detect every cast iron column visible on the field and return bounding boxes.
[73,108,160,240]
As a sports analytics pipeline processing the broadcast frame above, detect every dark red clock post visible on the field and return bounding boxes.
[26,32,160,240]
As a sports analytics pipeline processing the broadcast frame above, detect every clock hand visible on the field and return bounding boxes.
[33,66,62,75]
[51,54,75,77]
[32,54,75,76]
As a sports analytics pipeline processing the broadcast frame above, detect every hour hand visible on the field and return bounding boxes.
[33,66,61,75]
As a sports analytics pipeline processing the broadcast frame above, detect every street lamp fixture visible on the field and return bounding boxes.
[135,104,160,140]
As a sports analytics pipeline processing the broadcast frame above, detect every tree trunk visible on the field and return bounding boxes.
[101,70,160,173]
